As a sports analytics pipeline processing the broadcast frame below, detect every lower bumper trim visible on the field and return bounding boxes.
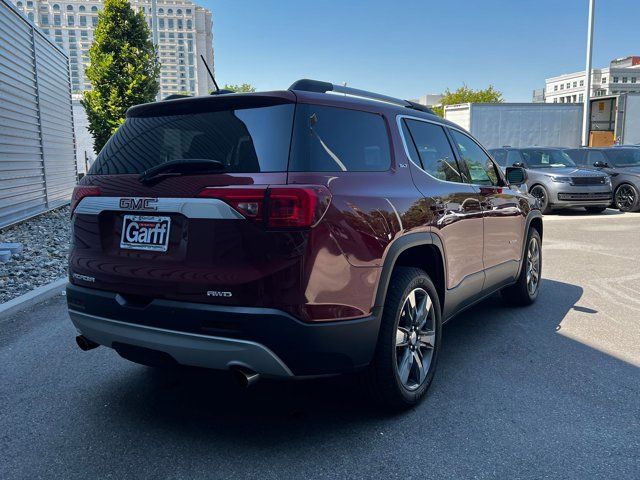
[69,310,294,377]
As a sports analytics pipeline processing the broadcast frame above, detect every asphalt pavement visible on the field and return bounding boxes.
[1,210,639,479]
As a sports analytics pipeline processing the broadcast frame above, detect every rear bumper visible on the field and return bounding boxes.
[66,284,379,377]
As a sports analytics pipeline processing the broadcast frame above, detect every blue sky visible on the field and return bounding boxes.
[201,0,640,102]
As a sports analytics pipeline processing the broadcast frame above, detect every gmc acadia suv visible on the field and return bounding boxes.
[67,80,542,409]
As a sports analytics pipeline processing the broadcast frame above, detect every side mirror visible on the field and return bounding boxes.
[593,161,608,168]
[505,166,528,186]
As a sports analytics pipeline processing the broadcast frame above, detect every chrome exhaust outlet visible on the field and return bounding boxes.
[76,335,100,351]
[231,366,260,388]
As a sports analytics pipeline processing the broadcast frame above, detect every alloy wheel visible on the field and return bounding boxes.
[530,186,547,212]
[526,236,541,295]
[615,185,636,211]
[395,288,436,390]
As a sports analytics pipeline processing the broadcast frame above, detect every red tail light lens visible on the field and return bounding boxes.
[70,186,101,215]
[198,185,331,228]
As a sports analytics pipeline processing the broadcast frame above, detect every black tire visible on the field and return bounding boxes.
[367,267,442,410]
[529,184,551,214]
[585,206,607,214]
[501,228,542,306]
[614,183,640,212]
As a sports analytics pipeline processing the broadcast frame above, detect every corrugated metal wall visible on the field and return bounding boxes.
[0,0,77,229]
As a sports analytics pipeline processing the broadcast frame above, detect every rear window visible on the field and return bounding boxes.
[89,104,295,175]
[289,104,391,172]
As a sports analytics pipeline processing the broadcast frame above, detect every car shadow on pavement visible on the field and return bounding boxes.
[97,277,636,446]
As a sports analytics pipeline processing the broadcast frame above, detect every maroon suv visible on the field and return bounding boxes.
[67,80,542,409]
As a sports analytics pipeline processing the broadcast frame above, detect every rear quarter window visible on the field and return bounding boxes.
[289,104,391,172]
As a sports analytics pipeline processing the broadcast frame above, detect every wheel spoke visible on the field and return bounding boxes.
[418,330,435,348]
[398,348,413,384]
[396,327,409,347]
[416,295,432,329]
[414,351,426,384]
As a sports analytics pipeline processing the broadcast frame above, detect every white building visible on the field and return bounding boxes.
[412,94,443,108]
[545,56,640,104]
[11,0,215,98]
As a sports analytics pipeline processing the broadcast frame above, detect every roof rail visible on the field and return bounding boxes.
[289,79,435,115]
[163,94,191,101]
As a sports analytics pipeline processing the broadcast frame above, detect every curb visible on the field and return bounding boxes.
[0,277,67,320]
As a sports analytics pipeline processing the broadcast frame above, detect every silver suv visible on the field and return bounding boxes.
[489,147,612,214]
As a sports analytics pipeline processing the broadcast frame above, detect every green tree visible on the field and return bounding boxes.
[432,84,503,117]
[82,0,160,153]
[222,83,256,93]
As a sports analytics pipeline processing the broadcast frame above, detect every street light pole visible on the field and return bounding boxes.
[581,0,596,146]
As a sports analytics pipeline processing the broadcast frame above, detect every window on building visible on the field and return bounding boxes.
[602,77,607,83]
[67,15,74,26]
[554,85,558,91]
[573,81,577,88]
[27,1,33,7]
[560,84,564,90]
[622,77,628,83]
[177,19,183,29]
[186,9,192,14]
[613,76,619,83]
[91,6,98,12]
[159,8,164,14]
[17,1,23,7]
[168,9,173,14]
[187,19,192,29]
[79,5,85,12]
[40,14,49,25]
[54,14,60,25]
[579,94,584,102]
[92,16,98,26]
[632,77,637,84]
[580,80,584,86]
[168,19,174,28]
[177,9,182,14]
[553,98,557,103]
[566,83,570,88]
[159,18,164,28]
[572,95,577,102]
[80,16,86,26]
[52,3,59,11]
[67,5,73,11]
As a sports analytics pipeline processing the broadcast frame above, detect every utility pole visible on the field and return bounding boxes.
[581,0,595,146]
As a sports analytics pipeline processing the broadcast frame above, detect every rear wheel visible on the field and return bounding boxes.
[614,183,640,212]
[529,185,551,214]
[502,228,542,306]
[367,267,441,410]
[585,206,607,214]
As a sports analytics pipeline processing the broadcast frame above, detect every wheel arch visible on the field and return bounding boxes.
[373,233,446,316]
[516,210,543,278]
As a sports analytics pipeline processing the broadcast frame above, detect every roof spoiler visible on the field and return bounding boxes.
[289,79,435,115]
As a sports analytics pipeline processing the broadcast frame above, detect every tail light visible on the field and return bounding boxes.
[70,186,101,215]
[199,185,331,228]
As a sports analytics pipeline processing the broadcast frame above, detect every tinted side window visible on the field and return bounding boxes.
[490,149,507,167]
[587,150,607,165]
[507,150,523,166]
[450,130,497,186]
[289,105,391,172]
[403,120,463,183]
[564,149,587,166]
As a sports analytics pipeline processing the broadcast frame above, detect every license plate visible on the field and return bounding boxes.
[120,215,171,252]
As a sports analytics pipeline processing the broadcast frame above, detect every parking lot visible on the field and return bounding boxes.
[1,211,639,479]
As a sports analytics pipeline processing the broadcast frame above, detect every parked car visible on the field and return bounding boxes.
[563,147,640,212]
[488,147,612,214]
[67,80,542,410]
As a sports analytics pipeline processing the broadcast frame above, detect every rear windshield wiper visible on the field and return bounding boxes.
[138,159,225,184]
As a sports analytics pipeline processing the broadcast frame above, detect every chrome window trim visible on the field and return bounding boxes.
[396,114,508,189]
[74,196,245,220]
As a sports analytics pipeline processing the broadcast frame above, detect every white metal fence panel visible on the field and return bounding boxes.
[0,0,76,229]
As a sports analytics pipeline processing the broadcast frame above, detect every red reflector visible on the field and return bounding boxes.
[198,185,331,228]
[70,186,101,215]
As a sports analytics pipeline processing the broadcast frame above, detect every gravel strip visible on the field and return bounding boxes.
[0,206,70,304]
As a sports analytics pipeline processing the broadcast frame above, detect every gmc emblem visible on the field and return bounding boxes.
[119,197,158,211]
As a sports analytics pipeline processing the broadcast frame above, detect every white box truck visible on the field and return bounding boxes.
[589,93,640,146]
[444,103,583,149]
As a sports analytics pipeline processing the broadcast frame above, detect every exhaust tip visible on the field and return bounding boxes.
[76,335,99,351]
[230,366,260,388]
